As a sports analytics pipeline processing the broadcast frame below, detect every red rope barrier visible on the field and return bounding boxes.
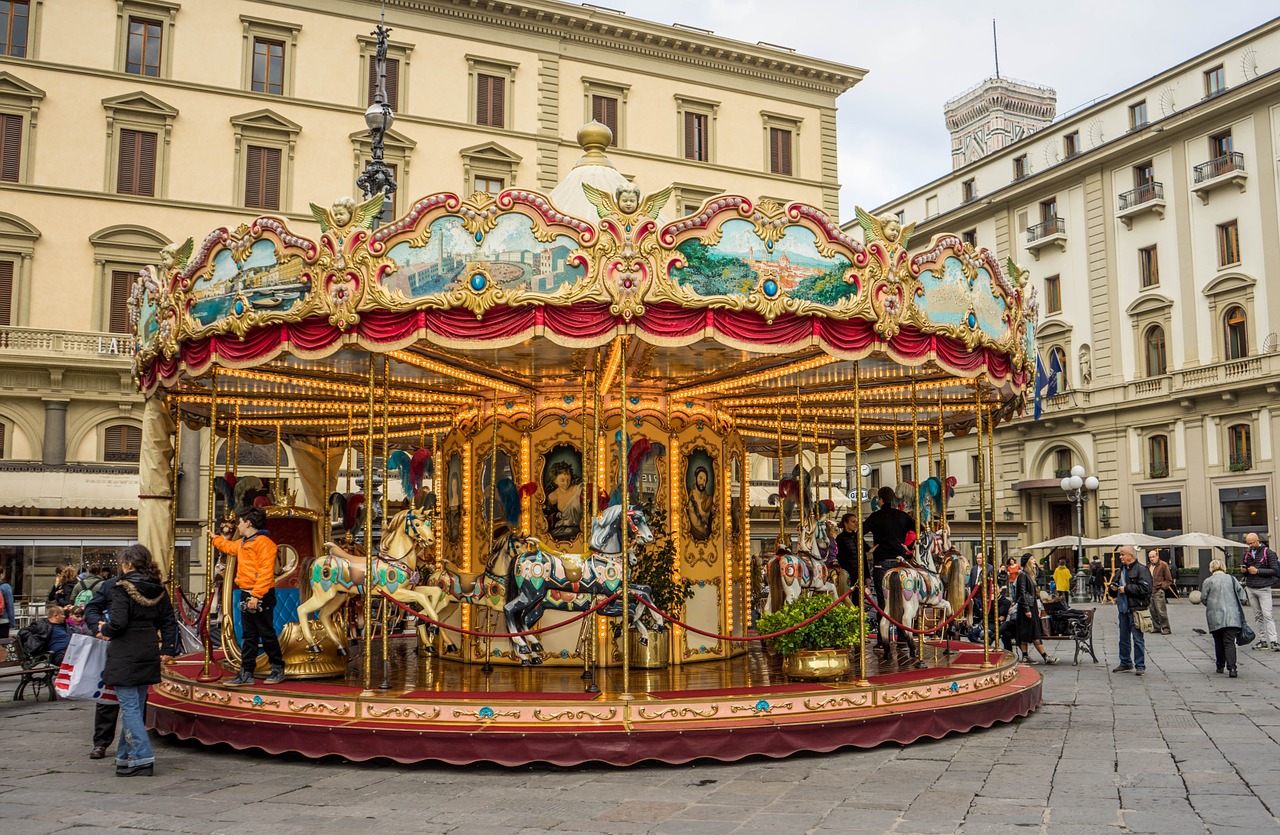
[862,580,983,636]
[632,586,857,642]
[378,590,620,639]
[173,585,202,627]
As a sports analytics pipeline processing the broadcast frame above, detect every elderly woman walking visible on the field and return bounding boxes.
[1201,559,1248,678]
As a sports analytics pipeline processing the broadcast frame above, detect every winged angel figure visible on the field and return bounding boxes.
[158,238,194,273]
[581,183,672,220]
[854,207,914,250]
[308,193,386,234]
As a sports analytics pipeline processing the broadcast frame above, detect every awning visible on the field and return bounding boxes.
[1011,479,1063,491]
[0,469,141,511]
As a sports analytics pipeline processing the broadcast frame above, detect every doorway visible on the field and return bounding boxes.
[1049,502,1076,570]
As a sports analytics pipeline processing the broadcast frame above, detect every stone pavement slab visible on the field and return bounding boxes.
[3,602,1280,833]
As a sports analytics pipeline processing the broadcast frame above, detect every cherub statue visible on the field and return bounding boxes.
[581,182,672,220]
[855,207,914,250]
[158,238,194,273]
[309,194,385,234]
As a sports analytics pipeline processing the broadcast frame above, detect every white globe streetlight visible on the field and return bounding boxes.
[1061,465,1099,569]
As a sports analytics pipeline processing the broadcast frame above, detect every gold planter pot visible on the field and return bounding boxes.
[627,628,671,669]
[783,648,851,681]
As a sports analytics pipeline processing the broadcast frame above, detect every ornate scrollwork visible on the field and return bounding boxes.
[803,694,870,710]
[287,700,352,716]
[880,687,934,705]
[637,704,719,720]
[365,704,441,720]
[532,707,618,722]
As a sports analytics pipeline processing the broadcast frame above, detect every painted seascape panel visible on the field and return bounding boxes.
[382,213,585,299]
[670,219,856,304]
[188,240,309,328]
[915,255,1008,337]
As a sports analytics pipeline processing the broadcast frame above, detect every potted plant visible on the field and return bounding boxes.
[623,501,693,667]
[756,593,865,680]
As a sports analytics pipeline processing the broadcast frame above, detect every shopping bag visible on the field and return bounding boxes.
[54,633,117,703]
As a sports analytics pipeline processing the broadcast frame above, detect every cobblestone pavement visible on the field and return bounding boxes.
[3,600,1280,834]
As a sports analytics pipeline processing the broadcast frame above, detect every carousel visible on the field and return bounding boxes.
[128,109,1041,764]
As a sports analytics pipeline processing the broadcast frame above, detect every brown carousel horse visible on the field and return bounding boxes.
[297,504,446,654]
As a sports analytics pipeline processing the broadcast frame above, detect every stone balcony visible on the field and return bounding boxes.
[0,327,132,366]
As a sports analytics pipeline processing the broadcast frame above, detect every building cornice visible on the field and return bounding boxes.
[367,0,865,95]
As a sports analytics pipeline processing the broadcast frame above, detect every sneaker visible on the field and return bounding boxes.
[224,670,255,687]
[1135,669,1146,676]
[1042,656,1059,665]
[1254,641,1269,651]
[1271,642,1280,652]
[264,666,286,685]
[1111,664,1133,673]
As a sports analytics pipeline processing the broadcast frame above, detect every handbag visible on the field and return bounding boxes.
[1132,610,1154,633]
[1234,581,1256,646]
[53,633,117,703]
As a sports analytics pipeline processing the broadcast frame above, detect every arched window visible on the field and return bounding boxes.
[1228,424,1252,471]
[1049,346,1069,392]
[103,424,142,463]
[1052,448,1073,478]
[1224,306,1248,360]
[1148,435,1169,478]
[1144,325,1167,377]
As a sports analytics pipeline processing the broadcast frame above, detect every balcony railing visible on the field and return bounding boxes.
[1119,182,1164,211]
[1194,152,1245,183]
[1229,453,1252,472]
[1026,217,1065,243]
[1149,464,1169,479]
[0,327,133,361]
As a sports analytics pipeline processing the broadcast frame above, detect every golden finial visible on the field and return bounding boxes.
[574,121,615,169]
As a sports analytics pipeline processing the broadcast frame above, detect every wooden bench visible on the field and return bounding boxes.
[1039,608,1098,666]
[0,637,58,701]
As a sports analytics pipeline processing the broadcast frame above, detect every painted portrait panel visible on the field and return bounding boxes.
[445,452,463,546]
[479,446,516,532]
[541,443,584,544]
[730,452,743,543]
[685,449,716,543]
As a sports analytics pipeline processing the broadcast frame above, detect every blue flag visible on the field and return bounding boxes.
[1048,349,1063,397]
[1034,352,1049,420]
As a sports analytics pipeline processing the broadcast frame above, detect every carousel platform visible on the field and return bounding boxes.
[147,638,1040,766]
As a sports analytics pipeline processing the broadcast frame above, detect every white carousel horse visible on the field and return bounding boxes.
[296,504,447,654]
[502,504,664,665]
[878,543,968,660]
[765,523,838,615]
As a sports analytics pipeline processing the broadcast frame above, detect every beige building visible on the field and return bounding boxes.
[0,0,860,602]
[858,17,1280,571]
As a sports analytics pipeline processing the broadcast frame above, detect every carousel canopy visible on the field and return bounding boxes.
[130,128,1037,452]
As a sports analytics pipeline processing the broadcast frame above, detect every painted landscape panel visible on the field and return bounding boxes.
[188,240,309,327]
[915,255,1008,337]
[382,213,585,300]
[670,219,856,304]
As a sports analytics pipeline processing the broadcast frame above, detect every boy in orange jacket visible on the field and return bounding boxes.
[212,506,285,685]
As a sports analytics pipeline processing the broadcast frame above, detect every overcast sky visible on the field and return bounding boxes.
[590,1,1277,217]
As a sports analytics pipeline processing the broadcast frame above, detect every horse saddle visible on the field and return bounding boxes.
[442,560,481,595]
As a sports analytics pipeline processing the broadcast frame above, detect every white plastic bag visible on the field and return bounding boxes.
[54,633,117,703]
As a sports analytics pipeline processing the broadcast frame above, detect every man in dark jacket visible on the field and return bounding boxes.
[1111,545,1152,676]
[1148,549,1174,635]
[20,605,71,664]
[1242,533,1279,651]
[83,572,121,760]
[864,486,916,604]
[834,513,863,588]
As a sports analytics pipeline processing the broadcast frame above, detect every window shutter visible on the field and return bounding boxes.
[245,145,263,207]
[0,422,5,458]
[117,129,137,193]
[777,129,792,176]
[684,111,696,159]
[0,113,21,182]
[104,426,121,457]
[476,74,490,125]
[592,95,617,143]
[137,130,157,197]
[262,146,281,211]
[368,56,400,108]
[0,259,13,326]
[109,270,133,333]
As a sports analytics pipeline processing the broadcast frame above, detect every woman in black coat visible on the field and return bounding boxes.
[100,544,177,777]
[1015,554,1058,665]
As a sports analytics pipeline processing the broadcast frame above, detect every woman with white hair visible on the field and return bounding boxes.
[1201,559,1247,678]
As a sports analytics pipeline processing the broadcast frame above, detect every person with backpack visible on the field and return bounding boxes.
[1241,533,1279,651]
[70,564,109,610]
[0,567,15,639]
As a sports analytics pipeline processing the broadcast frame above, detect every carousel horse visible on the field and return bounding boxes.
[296,504,446,654]
[503,504,663,665]
[937,549,972,639]
[765,529,838,615]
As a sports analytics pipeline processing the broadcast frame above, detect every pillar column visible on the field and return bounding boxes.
[41,399,69,466]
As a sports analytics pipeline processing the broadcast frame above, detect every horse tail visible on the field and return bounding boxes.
[767,557,784,613]
[886,569,905,626]
[505,542,521,603]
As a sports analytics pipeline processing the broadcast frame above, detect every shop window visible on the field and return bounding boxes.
[1224,306,1248,360]
[1144,324,1167,376]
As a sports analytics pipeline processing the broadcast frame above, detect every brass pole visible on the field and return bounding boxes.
[588,349,601,690]
[274,423,282,492]
[198,375,219,682]
[619,335,631,699]
[380,356,392,689]
[322,439,331,515]
[362,355,376,694]
[776,415,784,548]
[482,390,499,673]
[893,429,900,484]
[169,400,181,603]
[853,362,868,686]
[346,408,354,496]
[937,398,947,528]
[976,381,991,668]
[911,375,923,661]
[432,431,440,566]
[987,398,998,634]
[580,356,593,685]
[795,377,804,542]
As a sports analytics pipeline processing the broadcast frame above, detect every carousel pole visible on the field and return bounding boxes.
[432,431,440,566]
[380,357,392,690]
[910,374,924,661]
[361,355,376,695]
[775,416,784,548]
[619,335,632,700]
[169,400,181,604]
[274,423,282,494]
[986,394,998,646]
[975,380,991,668]
[937,399,947,529]
[580,355,596,689]
[198,374,219,682]
[853,362,869,687]
[481,390,499,675]
[322,439,331,515]
[346,408,354,497]
[795,378,805,544]
[588,349,603,690]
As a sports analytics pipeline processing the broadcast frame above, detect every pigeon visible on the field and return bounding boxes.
[1192,628,1207,635]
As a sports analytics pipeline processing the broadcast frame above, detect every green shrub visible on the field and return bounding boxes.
[756,594,864,657]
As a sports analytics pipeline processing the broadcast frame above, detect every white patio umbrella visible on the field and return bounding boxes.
[1023,535,1107,549]
[1161,532,1246,549]
[1092,532,1167,548]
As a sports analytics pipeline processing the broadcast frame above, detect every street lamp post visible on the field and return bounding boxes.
[1060,465,1099,569]
[356,12,397,226]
